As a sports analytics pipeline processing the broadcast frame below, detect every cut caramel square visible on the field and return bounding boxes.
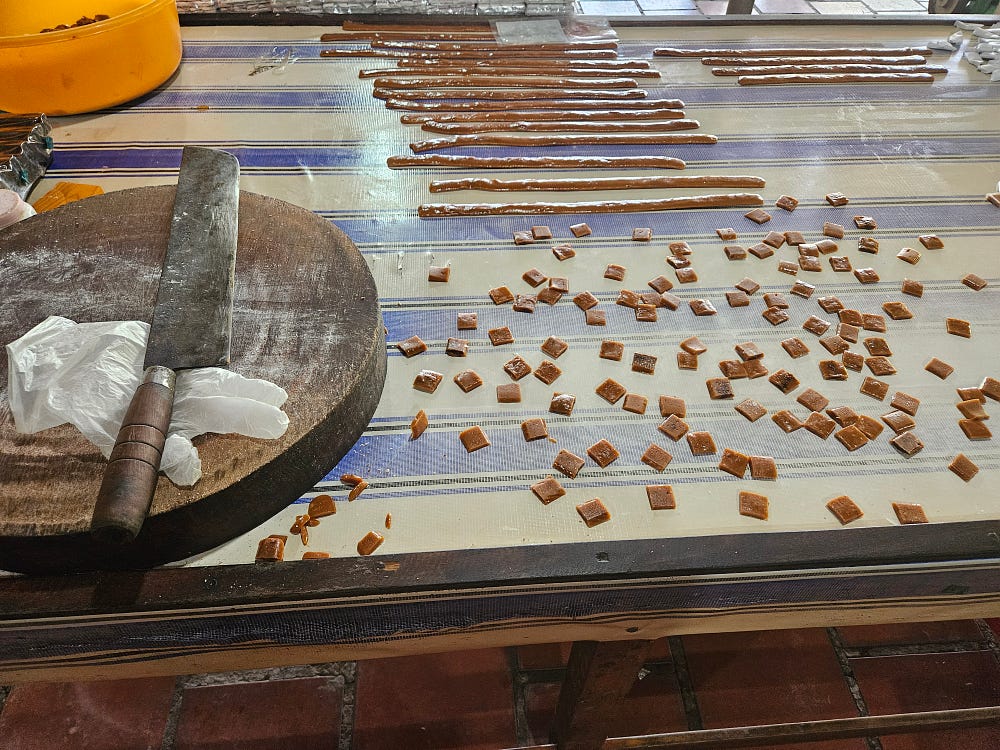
[647,485,676,510]
[576,498,611,527]
[587,439,620,468]
[739,491,769,520]
[893,502,928,525]
[827,496,863,525]
[642,444,673,472]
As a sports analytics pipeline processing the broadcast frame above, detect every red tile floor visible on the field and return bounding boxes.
[1,619,998,749]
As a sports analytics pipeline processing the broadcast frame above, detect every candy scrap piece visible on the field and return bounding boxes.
[576,498,611,527]
[357,531,385,556]
[739,491,769,520]
[428,265,451,282]
[308,494,337,519]
[948,453,979,482]
[410,409,429,439]
[255,535,286,562]
[531,476,566,504]
[641,443,673,472]
[397,335,428,357]
[892,502,928,525]
[647,485,676,510]
[827,496,863,525]
[553,448,585,478]
[460,425,491,452]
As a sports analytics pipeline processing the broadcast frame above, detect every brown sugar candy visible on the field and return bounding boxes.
[890,431,924,456]
[488,326,514,346]
[552,244,576,261]
[596,378,627,404]
[948,454,979,482]
[670,241,693,255]
[864,338,892,357]
[827,496,863,525]
[842,351,864,372]
[829,256,852,272]
[522,268,547,287]
[957,399,989,420]
[633,227,653,242]
[576,498,611,527]
[771,410,802,433]
[901,279,924,297]
[460,426,490,453]
[513,294,537,314]
[428,265,450,282]
[719,360,747,379]
[532,225,553,240]
[781,338,810,358]
[982,377,1000,401]
[623,394,648,414]
[749,243,774,259]
[744,360,769,379]
[457,312,478,330]
[599,340,624,361]
[537,287,562,305]
[718,448,749,478]
[636,304,658,322]
[762,231,786,248]
[587,439,620,468]
[947,318,972,338]
[739,491,769,521]
[854,216,877,230]
[777,261,799,276]
[959,419,992,440]
[496,383,521,403]
[677,351,699,370]
[854,268,880,284]
[489,286,515,304]
[804,411,837,439]
[837,323,859,343]
[659,396,686,418]
[858,237,879,254]
[736,277,760,295]
[574,291,598,310]
[413,370,444,393]
[531,477,565,504]
[790,281,816,299]
[357,531,385,556]
[776,195,798,211]
[768,369,799,394]
[890,392,920,416]
[680,336,708,355]
[586,309,607,326]
[785,231,806,245]
[825,192,849,206]
[687,431,717,456]
[860,376,889,401]
[552,449,585,478]
[827,406,859,428]
[835,425,869,451]
[881,410,916,434]
[397,335,428,357]
[534,360,562,385]
[504,355,532,381]
[735,399,767,422]
[549,393,576,416]
[255,535,286,562]
[521,418,548,442]
[797,388,829,412]
[570,222,592,238]
[445,337,468,357]
[303,552,331,560]
[641,444,673,472]
[410,409,429,439]
[802,315,831,336]
[883,301,913,321]
[648,275,674,294]
[454,369,484,393]
[632,353,657,374]
[963,273,988,291]
[513,230,534,245]
[667,255,692,269]
[658,414,690,440]
[716,227,738,240]
[819,360,849,381]
[308,494,337,520]
[726,290,750,308]
[817,296,844,314]
[799,256,822,273]
[749,456,778,480]
[918,234,943,249]
[646,485,676,510]
[724,245,747,260]
[735,342,764,361]
[706,377,734,399]
[541,336,568,358]
[924,357,954,379]
[897,247,921,265]
[745,208,771,224]
[892,502,928,525]
[675,268,698,284]
[823,222,845,239]
[605,264,627,282]
[856,414,884,440]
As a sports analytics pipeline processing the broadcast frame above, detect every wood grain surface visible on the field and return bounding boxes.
[0,186,386,574]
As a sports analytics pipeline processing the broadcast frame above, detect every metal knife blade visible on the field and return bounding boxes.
[91,146,240,545]
[145,146,240,370]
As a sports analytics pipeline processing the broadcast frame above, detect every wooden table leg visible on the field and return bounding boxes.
[550,639,655,750]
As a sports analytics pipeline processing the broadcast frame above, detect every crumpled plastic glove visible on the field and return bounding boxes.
[6,315,289,487]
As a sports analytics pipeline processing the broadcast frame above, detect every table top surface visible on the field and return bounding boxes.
[3,20,999,591]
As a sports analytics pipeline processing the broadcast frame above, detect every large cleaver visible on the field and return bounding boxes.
[90,146,240,544]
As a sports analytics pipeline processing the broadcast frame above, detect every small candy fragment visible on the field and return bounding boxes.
[739,491,769,520]
[647,485,676,510]
[397,335,428,357]
[428,265,451,282]
[460,426,490,452]
[255,535,286,562]
[534,360,562,385]
[686,431,717,456]
[827,496,863,525]
[599,340,624,361]
[924,357,954,380]
[718,448,749,478]
[641,444,673,472]
[413,370,444,393]
[496,383,521,403]
[521,417,548,442]
[948,454,979,482]
[946,318,972,338]
[553,449,585,478]
[570,222,592,238]
[488,326,514,346]
[892,502,928,525]
[576,498,611,527]
[735,399,768,422]
[410,409,429,439]
[549,392,576,416]
[357,531,385,555]
[489,286,515,304]
[541,336,568,358]
[531,477,565,504]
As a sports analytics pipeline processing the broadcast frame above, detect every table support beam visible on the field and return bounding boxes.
[551,639,656,750]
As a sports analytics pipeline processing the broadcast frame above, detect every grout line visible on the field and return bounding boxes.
[507,647,535,747]
[827,627,884,750]
[843,639,993,659]
[159,676,184,750]
[338,664,357,750]
[975,619,1000,668]
[667,636,704,732]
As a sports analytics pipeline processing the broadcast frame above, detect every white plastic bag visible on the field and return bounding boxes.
[6,316,289,487]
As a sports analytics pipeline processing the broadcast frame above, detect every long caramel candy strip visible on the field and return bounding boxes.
[399,109,685,123]
[372,39,619,51]
[420,119,701,135]
[702,55,928,66]
[714,65,947,76]
[428,175,765,192]
[396,58,651,70]
[374,76,640,89]
[385,97,684,111]
[387,155,687,169]
[418,193,763,217]
[321,31,497,41]
[361,67,661,78]
[322,48,617,59]
[377,88,647,102]
[738,72,935,85]
[342,19,492,31]
[410,132,718,153]
[654,46,934,57]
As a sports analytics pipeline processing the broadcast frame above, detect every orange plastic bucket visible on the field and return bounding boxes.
[0,0,182,115]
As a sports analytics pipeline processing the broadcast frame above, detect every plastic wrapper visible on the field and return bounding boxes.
[6,316,289,487]
[0,113,52,200]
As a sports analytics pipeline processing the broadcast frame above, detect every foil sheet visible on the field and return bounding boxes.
[0,113,52,200]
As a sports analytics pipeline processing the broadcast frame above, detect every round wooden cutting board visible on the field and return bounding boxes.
[0,186,386,574]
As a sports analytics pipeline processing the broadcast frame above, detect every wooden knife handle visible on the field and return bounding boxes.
[91,366,176,545]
